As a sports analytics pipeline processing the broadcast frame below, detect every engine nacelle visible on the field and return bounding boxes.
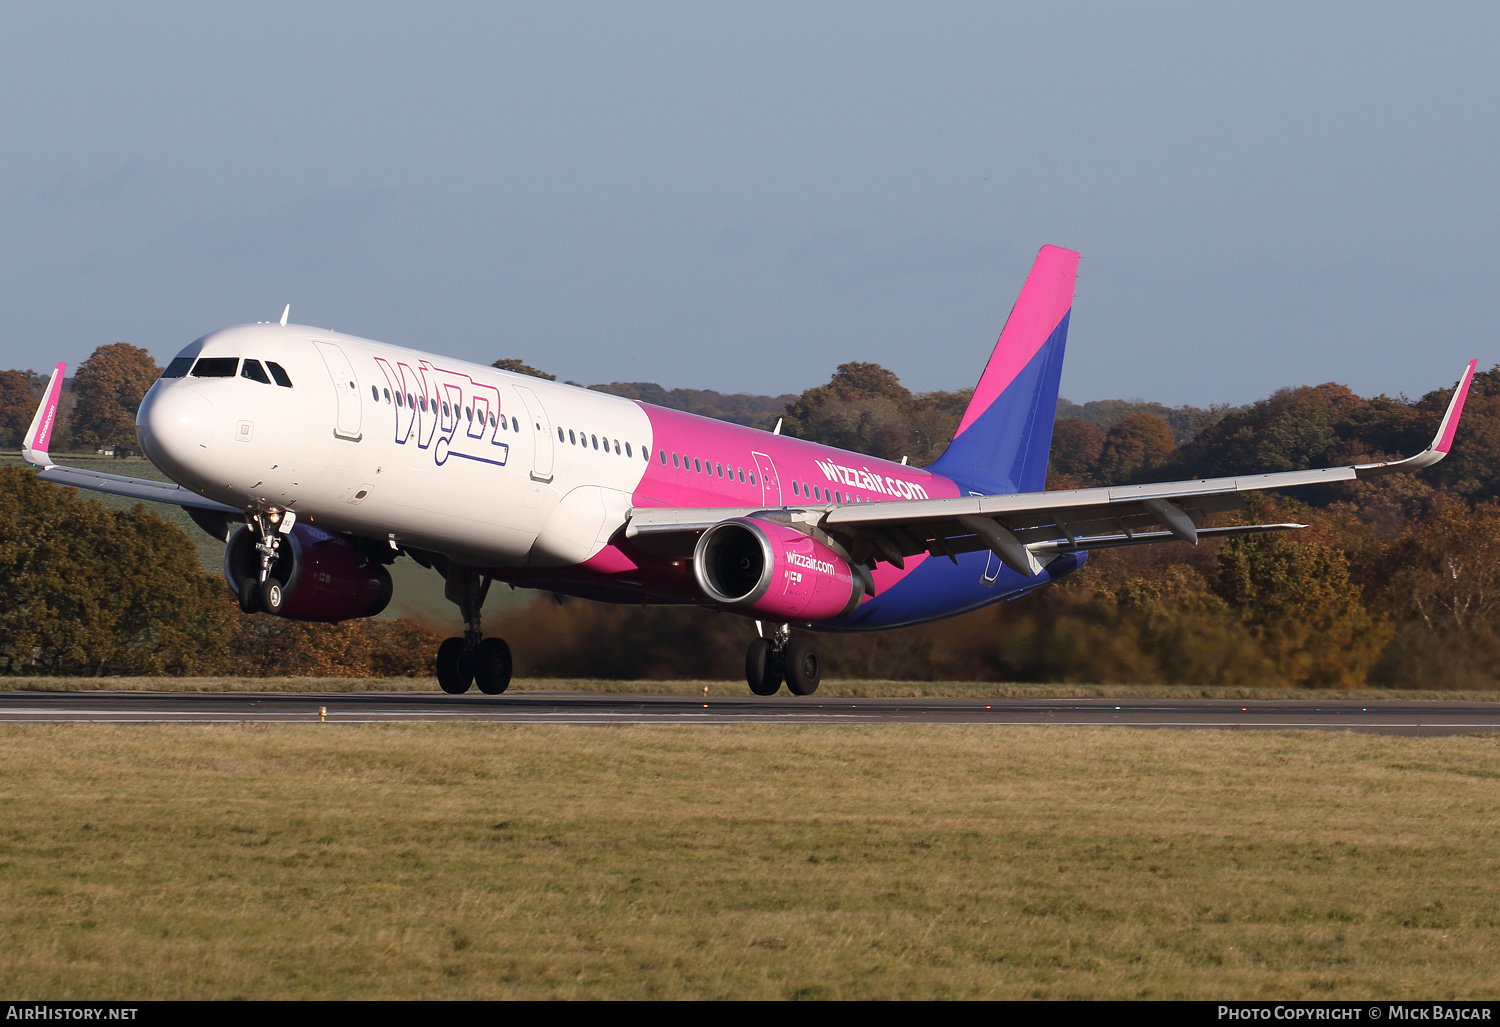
[226,523,393,622]
[693,517,861,622]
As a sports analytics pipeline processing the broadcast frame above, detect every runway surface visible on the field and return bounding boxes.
[2,690,1499,734]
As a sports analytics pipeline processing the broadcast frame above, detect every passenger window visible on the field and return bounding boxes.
[716,463,723,477]
[241,360,272,385]
[792,481,800,496]
[569,430,576,445]
[191,357,239,378]
[395,392,404,408]
[591,435,598,450]
[557,427,564,442]
[420,396,428,412]
[383,388,391,403]
[160,356,194,379]
[750,471,756,485]
[406,393,414,408]
[370,385,379,401]
[266,362,294,388]
[490,412,497,428]
[513,417,520,433]
[672,453,679,467]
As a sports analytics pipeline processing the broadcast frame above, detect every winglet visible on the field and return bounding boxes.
[1430,358,1478,455]
[1356,359,1477,475]
[22,362,65,468]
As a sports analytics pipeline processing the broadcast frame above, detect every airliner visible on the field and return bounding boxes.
[21,246,1476,695]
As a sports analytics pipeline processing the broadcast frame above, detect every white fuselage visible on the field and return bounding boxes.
[137,323,656,569]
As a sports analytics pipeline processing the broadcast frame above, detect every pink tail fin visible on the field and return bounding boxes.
[928,246,1078,495]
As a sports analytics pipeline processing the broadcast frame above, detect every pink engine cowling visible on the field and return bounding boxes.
[693,517,861,622]
[225,523,393,622]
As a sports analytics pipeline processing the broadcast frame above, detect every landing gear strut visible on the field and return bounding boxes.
[436,564,512,695]
[238,508,294,613]
[745,624,821,696]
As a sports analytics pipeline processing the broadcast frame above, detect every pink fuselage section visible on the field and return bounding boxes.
[487,404,961,614]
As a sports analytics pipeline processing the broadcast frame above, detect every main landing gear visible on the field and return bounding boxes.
[745,624,821,696]
[435,564,513,695]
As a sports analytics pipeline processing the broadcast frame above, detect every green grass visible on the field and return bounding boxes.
[0,724,1497,998]
[3,676,1499,701]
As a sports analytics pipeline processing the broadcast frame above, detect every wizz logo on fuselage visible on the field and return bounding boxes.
[373,356,509,468]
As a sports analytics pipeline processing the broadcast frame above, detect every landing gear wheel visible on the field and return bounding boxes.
[436,637,474,694]
[261,578,286,615]
[784,637,822,696]
[745,637,783,696]
[238,577,260,614]
[473,637,513,695]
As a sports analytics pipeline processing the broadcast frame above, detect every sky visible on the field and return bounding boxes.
[0,2,1495,407]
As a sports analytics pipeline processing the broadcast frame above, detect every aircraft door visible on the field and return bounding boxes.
[312,341,363,441]
[752,451,782,507]
[513,384,554,483]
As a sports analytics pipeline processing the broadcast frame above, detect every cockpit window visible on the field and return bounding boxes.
[265,362,293,388]
[160,356,194,379]
[241,359,272,385]
[191,357,239,378]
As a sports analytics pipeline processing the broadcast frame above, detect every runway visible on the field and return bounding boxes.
[2,690,1499,734]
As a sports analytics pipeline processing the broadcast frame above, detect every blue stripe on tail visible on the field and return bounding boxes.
[927,310,1070,496]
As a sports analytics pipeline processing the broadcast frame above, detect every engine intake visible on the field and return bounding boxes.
[694,517,861,622]
[226,523,393,622]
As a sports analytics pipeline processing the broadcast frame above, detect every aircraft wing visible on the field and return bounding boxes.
[627,360,1476,577]
[21,361,240,516]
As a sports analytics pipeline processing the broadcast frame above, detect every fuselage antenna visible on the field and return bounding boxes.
[772,417,782,435]
[280,304,290,327]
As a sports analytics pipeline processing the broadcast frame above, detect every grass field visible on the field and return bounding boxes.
[1,724,1497,999]
[3,676,1500,701]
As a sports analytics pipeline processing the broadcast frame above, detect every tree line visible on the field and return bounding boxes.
[4,343,1499,687]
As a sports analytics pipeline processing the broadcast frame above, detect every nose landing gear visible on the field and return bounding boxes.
[237,508,295,613]
[435,564,513,695]
[745,624,821,696]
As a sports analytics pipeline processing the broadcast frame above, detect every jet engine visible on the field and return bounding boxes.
[225,523,393,622]
[693,517,862,622]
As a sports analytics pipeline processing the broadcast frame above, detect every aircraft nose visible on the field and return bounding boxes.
[137,383,213,477]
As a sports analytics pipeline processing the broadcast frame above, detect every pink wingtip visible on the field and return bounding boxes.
[32,363,65,452]
[1434,358,1478,454]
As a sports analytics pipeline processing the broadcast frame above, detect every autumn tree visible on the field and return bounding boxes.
[492,358,556,380]
[1372,497,1500,688]
[780,362,966,464]
[1096,413,1175,484]
[69,343,160,454]
[0,369,40,449]
[1215,531,1390,688]
[1048,417,1106,483]
[0,466,230,675]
